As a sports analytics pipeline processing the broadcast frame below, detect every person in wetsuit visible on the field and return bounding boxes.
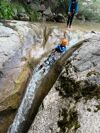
[67,0,78,28]
[44,39,69,65]
[55,38,68,53]
[38,38,69,71]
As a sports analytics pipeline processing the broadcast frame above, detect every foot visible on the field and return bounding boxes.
[69,25,72,29]
[68,26,73,30]
[66,26,70,31]
[66,25,71,30]
[66,25,68,28]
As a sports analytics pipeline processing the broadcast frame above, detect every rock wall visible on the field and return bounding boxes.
[28,36,100,133]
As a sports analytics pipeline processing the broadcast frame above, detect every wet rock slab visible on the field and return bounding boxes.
[28,36,100,133]
[57,36,100,133]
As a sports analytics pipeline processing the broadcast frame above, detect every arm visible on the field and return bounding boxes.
[55,45,60,51]
[68,0,71,13]
[58,46,67,53]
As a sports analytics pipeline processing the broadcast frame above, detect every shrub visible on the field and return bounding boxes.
[78,0,100,22]
[0,0,13,19]
[11,2,26,20]
[29,11,41,21]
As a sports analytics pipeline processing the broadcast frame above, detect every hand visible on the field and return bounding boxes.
[68,12,71,16]
[75,13,78,16]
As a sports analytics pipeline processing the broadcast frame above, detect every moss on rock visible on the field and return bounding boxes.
[57,62,100,101]
[58,107,80,133]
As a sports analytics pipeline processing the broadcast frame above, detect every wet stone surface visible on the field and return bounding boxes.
[28,36,100,133]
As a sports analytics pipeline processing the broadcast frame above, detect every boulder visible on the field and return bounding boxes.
[0,21,45,133]
[56,36,100,133]
[17,13,30,21]
[46,13,65,22]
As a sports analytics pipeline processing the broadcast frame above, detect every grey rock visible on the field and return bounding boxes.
[28,35,100,133]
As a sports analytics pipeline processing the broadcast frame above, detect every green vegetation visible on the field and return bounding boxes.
[0,0,40,21]
[0,0,100,22]
[23,4,41,21]
[78,0,100,22]
[0,0,24,20]
[0,0,14,19]
[11,2,25,19]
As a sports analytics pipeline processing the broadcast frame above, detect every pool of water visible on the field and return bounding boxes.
[40,20,100,32]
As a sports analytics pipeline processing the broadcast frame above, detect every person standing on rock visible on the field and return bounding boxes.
[67,0,78,28]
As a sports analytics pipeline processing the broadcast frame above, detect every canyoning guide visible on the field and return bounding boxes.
[67,0,78,28]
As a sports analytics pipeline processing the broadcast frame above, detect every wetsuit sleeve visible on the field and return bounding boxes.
[68,0,71,12]
[59,46,68,53]
[75,2,78,13]
[55,45,67,53]
[63,47,67,53]
[60,47,66,53]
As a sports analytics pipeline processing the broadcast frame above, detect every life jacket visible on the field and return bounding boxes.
[55,45,67,53]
